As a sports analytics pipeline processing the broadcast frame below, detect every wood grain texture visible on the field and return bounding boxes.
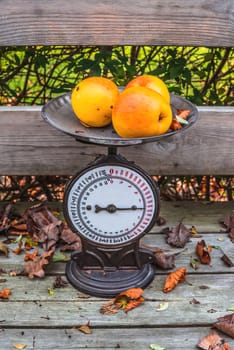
[0,106,233,175]
[1,201,233,274]
[0,328,233,350]
[0,0,233,46]
[1,232,233,274]
[0,201,233,349]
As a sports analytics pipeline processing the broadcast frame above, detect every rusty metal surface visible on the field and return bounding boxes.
[41,92,198,147]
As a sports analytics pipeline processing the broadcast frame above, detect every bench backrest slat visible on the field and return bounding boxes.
[1,1,233,176]
[1,0,233,46]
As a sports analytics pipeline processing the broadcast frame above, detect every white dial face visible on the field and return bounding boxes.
[66,164,158,245]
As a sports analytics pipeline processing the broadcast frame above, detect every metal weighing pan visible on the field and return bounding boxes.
[41,92,198,147]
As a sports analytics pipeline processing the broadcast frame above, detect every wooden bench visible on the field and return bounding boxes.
[0,1,234,349]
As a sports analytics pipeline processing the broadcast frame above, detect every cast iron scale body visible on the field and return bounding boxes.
[42,92,198,297]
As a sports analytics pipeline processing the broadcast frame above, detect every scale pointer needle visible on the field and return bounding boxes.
[94,204,144,213]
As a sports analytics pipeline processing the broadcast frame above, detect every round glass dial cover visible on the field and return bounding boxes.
[64,162,159,246]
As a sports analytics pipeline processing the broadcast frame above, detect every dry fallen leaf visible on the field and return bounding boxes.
[196,240,212,264]
[12,241,24,255]
[24,249,39,262]
[0,241,9,257]
[197,332,232,349]
[0,288,11,299]
[221,253,234,267]
[156,302,169,311]
[24,248,55,279]
[163,267,187,293]
[190,257,200,270]
[53,276,68,289]
[213,313,234,339]
[219,214,234,243]
[78,321,92,334]
[164,222,191,248]
[190,225,203,238]
[13,344,27,350]
[100,288,144,314]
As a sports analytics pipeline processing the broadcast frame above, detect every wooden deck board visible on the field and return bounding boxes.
[1,232,233,274]
[1,328,233,350]
[0,201,233,349]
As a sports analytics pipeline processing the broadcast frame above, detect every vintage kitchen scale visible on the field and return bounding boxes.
[41,91,198,297]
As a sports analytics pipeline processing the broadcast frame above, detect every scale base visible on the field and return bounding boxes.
[66,261,155,297]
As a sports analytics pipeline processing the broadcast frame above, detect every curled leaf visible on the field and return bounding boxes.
[165,222,190,248]
[150,344,165,350]
[196,240,212,264]
[190,257,200,270]
[53,276,68,288]
[156,302,169,311]
[197,332,232,349]
[13,345,27,349]
[170,118,182,130]
[12,241,23,255]
[0,288,11,299]
[227,306,234,312]
[24,248,55,279]
[163,267,186,293]
[0,241,9,257]
[221,253,234,267]
[213,313,234,338]
[153,251,176,270]
[48,287,55,296]
[100,288,144,314]
[24,249,39,262]
[79,321,92,334]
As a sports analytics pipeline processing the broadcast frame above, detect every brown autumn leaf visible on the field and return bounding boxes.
[163,267,186,293]
[100,288,144,314]
[213,313,234,339]
[190,225,203,238]
[219,214,234,243]
[140,243,175,269]
[170,109,190,130]
[177,109,190,119]
[53,276,68,288]
[0,288,11,299]
[24,203,62,250]
[24,203,81,252]
[0,203,12,233]
[24,248,55,279]
[221,253,234,267]
[12,241,24,255]
[0,241,9,257]
[13,344,27,350]
[164,222,191,248]
[78,321,92,334]
[197,332,232,349]
[24,249,39,262]
[153,250,176,270]
[170,118,183,131]
[196,240,212,264]
[60,226,82,252]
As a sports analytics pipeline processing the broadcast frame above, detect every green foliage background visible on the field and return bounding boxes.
[0,46,233,201]
[1,46,233,106]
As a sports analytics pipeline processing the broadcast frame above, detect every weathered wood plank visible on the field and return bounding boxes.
[0,0,233,46]
[1,232,233,274]
[1,274,234,302]
[0,107,233,175]
[0,283,233,327]
[0,328,233,350]
[1,201,233,273]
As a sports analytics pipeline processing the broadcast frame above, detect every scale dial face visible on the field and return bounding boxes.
[64,161,159,246]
